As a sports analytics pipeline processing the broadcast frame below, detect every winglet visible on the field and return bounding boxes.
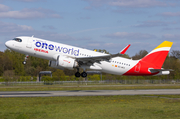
[120,44,131,54]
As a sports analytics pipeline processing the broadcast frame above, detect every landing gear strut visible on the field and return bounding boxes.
[22,55,28,65]
[75,68,80,77]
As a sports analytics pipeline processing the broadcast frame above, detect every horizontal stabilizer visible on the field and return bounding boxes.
[149,69,173,76]
[149,68,174,73]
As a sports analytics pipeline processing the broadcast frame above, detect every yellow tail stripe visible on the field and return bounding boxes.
[153,41,173,50]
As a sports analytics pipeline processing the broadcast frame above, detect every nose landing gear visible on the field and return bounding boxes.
[22,55,28,65]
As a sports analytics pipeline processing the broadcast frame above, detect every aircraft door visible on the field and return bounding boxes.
[26,38,32,48]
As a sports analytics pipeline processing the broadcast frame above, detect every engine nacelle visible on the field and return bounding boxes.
[49,60,64,70]
[49,55,78,70]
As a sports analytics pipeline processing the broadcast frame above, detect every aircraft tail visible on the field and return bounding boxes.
[140,41,173,69]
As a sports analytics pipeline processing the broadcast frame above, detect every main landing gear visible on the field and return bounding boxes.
[22,55,28,65]
[81,72,87,77]
[75,68,87,78]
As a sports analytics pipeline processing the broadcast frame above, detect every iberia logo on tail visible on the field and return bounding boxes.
[124,41,173,76]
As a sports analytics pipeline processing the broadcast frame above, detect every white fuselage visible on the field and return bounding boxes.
[5,36,138,75]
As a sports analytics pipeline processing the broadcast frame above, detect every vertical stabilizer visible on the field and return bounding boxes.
[140,41,173,69]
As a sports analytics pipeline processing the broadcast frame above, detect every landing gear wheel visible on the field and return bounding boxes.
[81,72,87,78]
[75,72,81,77]
[22,61,26,65]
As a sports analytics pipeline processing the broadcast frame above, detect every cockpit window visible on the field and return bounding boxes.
[13,38,22,42]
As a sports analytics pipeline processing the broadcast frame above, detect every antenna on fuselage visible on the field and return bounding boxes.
[32,35,34,38]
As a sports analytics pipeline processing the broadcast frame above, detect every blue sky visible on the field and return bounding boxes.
[0,0,180,56]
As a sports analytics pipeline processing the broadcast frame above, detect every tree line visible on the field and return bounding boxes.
[0,49,180,81]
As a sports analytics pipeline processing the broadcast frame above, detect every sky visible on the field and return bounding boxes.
[0,0,180,56]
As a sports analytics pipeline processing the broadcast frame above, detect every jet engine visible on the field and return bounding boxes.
[49,55,78,70]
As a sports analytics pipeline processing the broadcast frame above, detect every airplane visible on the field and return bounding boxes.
[5,36,173,77]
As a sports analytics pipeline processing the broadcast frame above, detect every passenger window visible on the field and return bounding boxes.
[13,38,22,42]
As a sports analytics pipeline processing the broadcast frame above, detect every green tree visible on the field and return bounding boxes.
[0,52,4,75]
[94,49,110,54]
[3,49,25,76]
[3,50,13,72]
[3,70,15,85]
[132,50,148,60]
[52,69,66,81]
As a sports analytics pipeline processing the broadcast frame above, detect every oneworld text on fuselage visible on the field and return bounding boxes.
[35,41,79,56]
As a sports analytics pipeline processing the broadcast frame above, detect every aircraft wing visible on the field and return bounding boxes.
[75,44,131,64]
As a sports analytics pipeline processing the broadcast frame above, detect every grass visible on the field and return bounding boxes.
[1,84,180,118]
[0,95,180,119]
[0,84,180,91]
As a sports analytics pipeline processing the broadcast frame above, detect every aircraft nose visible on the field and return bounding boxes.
[5,41,12,48]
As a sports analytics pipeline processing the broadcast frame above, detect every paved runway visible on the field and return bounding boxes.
[0,89,180,97]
